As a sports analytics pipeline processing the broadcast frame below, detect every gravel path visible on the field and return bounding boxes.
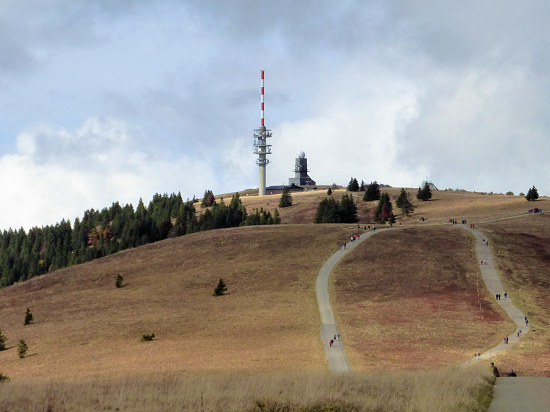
[315,228,378,373]
[316,223,546,410]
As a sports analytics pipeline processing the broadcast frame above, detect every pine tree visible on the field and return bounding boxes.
[0,329,6,351]
[525,186,539,201]
[364,181,381,201]
[416,182,433,201]
[115,274,124,288]
[273,209,281,224]
[279,187,293,207]
[396,188,415,215]
[24,308,33,325]
[213,278,227,296]
[340,194,359,223]
[17,339,28,358]
[375,193,393,222]
[347,178,359,192]
[359,180,365,191]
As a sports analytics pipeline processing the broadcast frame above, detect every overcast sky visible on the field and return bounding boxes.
[1,0,549,230]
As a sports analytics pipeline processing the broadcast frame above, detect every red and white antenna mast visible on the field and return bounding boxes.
[254,70,272,196]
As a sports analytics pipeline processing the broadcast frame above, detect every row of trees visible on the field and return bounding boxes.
[0,192,280,288]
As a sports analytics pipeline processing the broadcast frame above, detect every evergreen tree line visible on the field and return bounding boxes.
[0,192,279,288]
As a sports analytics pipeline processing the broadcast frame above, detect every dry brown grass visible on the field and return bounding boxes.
[478,213,550,376]
[331,226,512,372]
[232,188,550,226]
[0,364,493,412]
[0,225,351,380]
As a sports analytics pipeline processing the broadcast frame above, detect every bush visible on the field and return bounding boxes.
[327,188,332,195]
[17,339,28,358]
[0,372,9,382]
[24,308,33,326]
[115,274,124,288]
[213,278,227,296]
[141,333,155,342]
[506,191,514,196]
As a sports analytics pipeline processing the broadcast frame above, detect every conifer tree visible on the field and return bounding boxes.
[17,339,28,358]
[24,308,33,326]
[375,192,393,222]
[347,178,359,192]
[396,188,415,215]
[115,274,124,288]
[0,329,6,351]
[213,278,227,296]
[364,181,381,201]
[416,181,433,201]
[279,187,293,207]
[526,186,539,201]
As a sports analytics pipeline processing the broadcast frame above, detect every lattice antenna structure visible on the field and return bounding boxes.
[253,70,272,196]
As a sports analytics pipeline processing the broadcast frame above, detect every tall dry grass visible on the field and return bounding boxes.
[0,364,493,412]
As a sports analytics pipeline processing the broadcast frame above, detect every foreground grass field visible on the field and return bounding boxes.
[0,188,548,410]
[0,364,493,412]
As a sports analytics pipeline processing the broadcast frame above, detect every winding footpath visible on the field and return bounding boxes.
[315,223,548,411]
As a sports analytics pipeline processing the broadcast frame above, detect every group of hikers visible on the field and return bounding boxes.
[328,334,341,347]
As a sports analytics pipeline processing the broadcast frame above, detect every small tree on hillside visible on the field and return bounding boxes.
[340,194,359,223]
[526,186,539,201]
[417,181,432,201]
[273,209,281,224]
[359,180,365,191]
[327,188,332,196]
[279,187,293,207]
[396,188,415,216]
[0,329,6,351]
[314,198,341,223]
[0,372,9,381]
[347,178,359,192]
[115,274,124,288]
[17,339,28,358]
[24,308,33,326]
[375,192,393,222]
[364,181,381,201]
[213,278,227,296]
[201,190,216,208]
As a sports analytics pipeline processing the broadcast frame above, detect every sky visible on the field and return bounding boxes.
[1,0,549,230]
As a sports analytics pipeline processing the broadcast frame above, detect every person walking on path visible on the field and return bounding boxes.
[491,362,500,377]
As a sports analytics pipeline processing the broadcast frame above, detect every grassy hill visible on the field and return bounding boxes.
[0,188,549,410]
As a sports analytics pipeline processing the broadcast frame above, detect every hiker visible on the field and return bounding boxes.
[504,292,507,298]
[329,339,333,347]
[343,243,346,250]
[508,369,517,377]
[477,352,481,359]
[337,334,340,341]
[526,318,529,326]
[491,362,499,377]
[334,334,337,341]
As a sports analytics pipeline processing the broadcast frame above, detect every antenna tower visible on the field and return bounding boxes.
[253,70,272,196]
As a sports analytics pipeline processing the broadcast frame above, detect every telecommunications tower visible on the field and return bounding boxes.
[253,70,272,196]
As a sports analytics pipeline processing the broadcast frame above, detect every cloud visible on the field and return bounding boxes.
[0,117,216,230]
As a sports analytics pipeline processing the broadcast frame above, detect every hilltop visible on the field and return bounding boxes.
[0,188,549,383]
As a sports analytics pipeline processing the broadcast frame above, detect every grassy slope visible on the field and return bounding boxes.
[0,225,349,380]
[1,189,549,381]
[331,227,511,371]
[479,213,550,376]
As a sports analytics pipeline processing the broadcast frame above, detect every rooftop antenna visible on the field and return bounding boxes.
[253,70,272,196]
